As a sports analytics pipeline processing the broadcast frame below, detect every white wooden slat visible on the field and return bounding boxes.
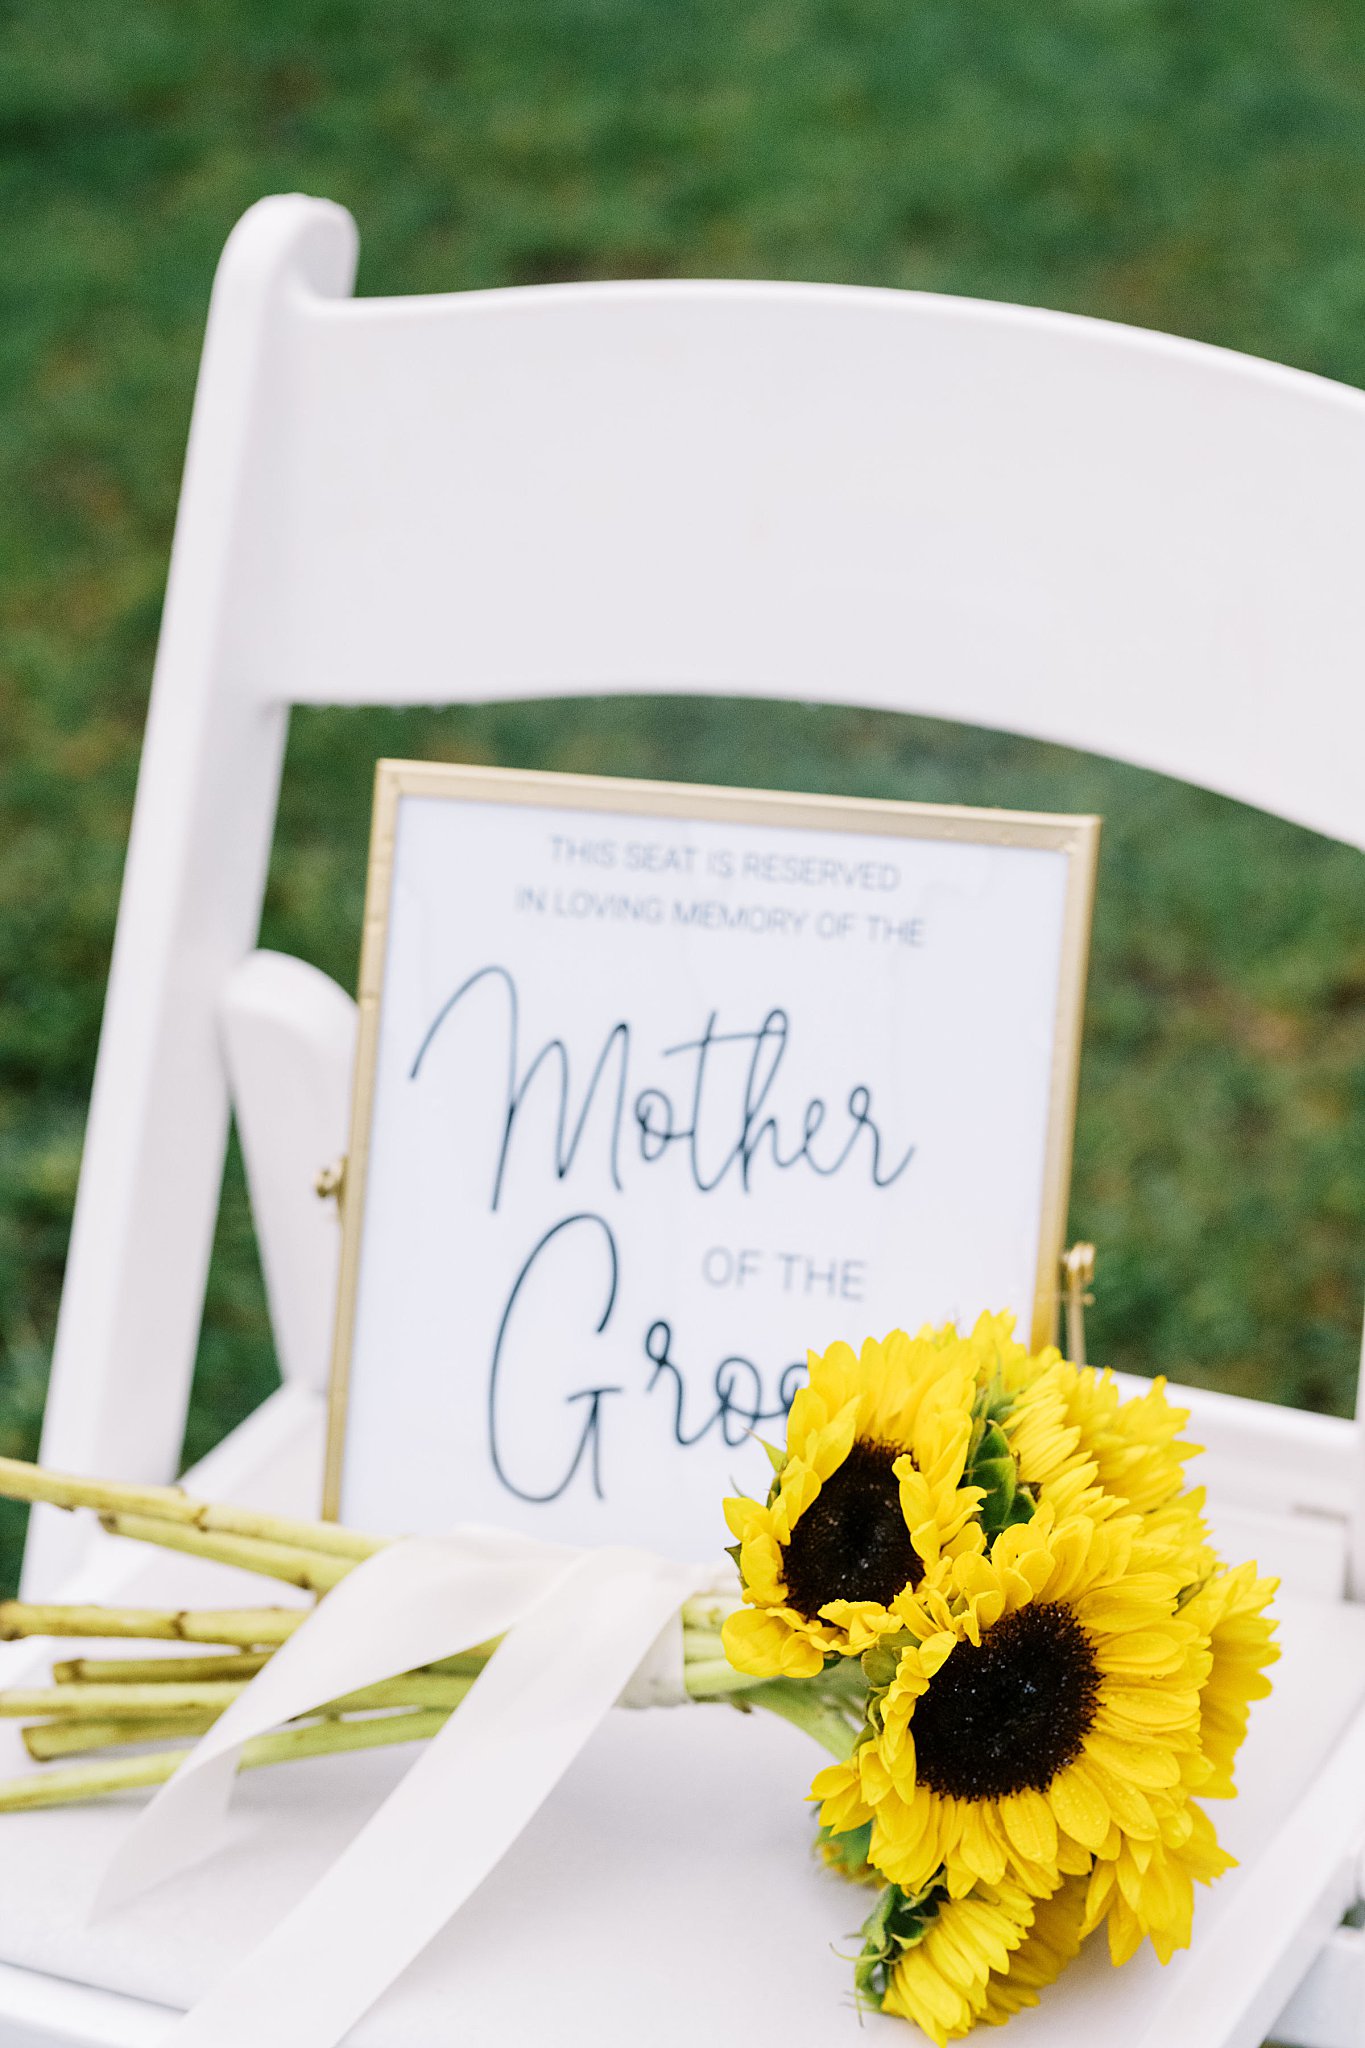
[1129,1742,1365,2048]
[0,1966,168,2048]
[257,277,1365,855]
[1273,1922,1365,2048]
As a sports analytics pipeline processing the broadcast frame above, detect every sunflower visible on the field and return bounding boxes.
[1139,1486,1219,1589]
[813,1506,1208,1908]
[970,1315,1221,1600]
[1181,1560,1279,1798]
[860,1875,1083,2044]
[1080,1564,1275,1968]
[721,1331,984,1678]
[978,1875,1089,2026]
[1002,1350,1202,1529]
[1082,1798,1233,1965]
[957,1309,1052,1395]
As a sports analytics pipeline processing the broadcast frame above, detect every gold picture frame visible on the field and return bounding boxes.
[323,761,1100,1520]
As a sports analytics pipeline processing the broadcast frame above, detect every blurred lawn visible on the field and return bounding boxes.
[2,1,1364,1591]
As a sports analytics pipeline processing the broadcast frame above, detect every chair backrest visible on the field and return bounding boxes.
[31,192,1365,1588]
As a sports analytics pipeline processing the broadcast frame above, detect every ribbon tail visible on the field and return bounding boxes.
[164,1547,698,2048]
[95,1528,580,1914]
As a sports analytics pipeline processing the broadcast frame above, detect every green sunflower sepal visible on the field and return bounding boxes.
[816,1818,877,1885]
[965,1416,1036,1539]
[854,1880,945,2008]
[860,1632,912,1693]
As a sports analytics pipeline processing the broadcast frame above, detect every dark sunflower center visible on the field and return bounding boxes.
[911,1603,1099,1800]
[781,1439,921,1619]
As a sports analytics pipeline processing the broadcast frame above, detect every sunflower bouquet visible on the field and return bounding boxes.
[721,1312,1278,2040]
[0,1313,1274,2041]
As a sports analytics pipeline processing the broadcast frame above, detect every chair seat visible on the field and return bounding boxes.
[1,1520,1364,2048]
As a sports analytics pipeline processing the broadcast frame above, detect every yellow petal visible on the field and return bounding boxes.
[1000,1787,1059,1866]
[1049,1764,1111,1850]
[1085,1732,1181,1789]
[960,1800,1008,1884]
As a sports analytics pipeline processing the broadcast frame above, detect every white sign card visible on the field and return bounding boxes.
[326,764,1099,1558]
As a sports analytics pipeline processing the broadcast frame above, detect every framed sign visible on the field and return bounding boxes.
[325,763,1099,1555]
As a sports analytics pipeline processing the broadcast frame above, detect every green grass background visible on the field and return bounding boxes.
[2,2,1364,1592]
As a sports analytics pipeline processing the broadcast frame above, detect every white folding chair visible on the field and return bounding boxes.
[2,192,1364,2047]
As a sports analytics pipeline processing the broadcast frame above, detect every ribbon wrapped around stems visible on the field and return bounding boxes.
[93,1528,717,2048]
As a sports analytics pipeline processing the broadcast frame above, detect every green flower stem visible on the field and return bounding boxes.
[0,1710,454,1813]
[0,1680,250,1718]
[24,1712,223,1760]
[680,1596,735,1630]
[0,1459,217,1526]
[97,1513,353,1592]
[425,1641,502,1677]
[51,1651,272,1685]
[1,1672,478,1722]
[739,1679,864,1761]
[0,1603,304,1646]
[682,1630,727,1662]
[322,1674,475,1714]
[682,1658,768,1697]
[0,1456,383,1563]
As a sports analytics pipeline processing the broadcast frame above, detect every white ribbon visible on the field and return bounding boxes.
[93,1528,718,2047]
